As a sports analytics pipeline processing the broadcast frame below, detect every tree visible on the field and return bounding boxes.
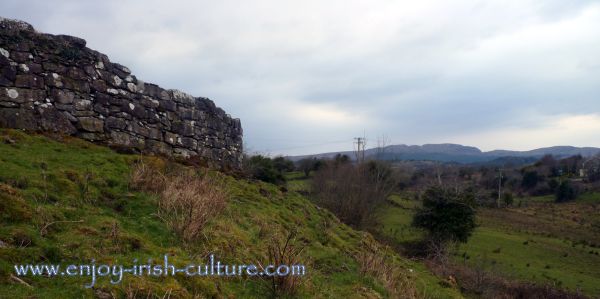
[412,186,476,256]
[555,181,578,202]
[547,178,559,191]
[313,159,326,172]
[521,170,539,189]
[272,156,295,173]
[311,161,397,228]
[583,155,600,182]
[333,153,350,165]
[297,158,315,177]
[536,154,558,177]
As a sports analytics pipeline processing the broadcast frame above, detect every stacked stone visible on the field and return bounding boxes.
[0,17,242,168]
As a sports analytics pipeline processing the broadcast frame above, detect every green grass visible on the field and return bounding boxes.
[0,130,461,298]
[458,227,600,295]
[284,171,311,193]
[522,194,555,203]
[519,192,600,204]
[375,192,600,297]
[576,192,600,203]
[375,195,424,246]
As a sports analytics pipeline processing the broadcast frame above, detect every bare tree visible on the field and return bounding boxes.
[375,134,391,160]
[311,160,397,228]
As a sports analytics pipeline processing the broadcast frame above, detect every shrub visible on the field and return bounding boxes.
[158,173,228,242]
[311,161,396,228]
[264,229,305,297]
[412,186,476,256]
[243,155,285,185]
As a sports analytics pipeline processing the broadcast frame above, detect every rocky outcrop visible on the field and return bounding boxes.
[0,17,242,168]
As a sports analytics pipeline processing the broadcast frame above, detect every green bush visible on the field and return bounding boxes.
[244,155,286,185]
[272,156,295,173]
[412,186,476,246]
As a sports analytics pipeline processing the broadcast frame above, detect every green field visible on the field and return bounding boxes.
[284,171,311,193]
[0,130,461,298]
[374,194,600,297]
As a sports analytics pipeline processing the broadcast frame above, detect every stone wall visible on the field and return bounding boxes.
[0,18,242,168]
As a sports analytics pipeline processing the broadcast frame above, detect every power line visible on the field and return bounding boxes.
[263,139,350,152]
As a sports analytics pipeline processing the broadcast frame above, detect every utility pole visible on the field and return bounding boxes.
[354,137,366,163]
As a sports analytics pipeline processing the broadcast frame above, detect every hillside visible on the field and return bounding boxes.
[0,129,461,298]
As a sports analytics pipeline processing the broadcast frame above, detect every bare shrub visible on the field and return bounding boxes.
[262,229,306,297]
[311,161,396,228]
[158,173,228,242]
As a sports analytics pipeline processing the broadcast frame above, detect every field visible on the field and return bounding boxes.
[374,194,600,297]
[0,129,461,298]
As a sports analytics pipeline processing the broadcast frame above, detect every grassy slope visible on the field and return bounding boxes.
[0,130,460,298]
[284,173,462,298]
[374,194,600,297]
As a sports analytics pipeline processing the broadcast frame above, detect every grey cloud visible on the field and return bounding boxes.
[1,0,599,155]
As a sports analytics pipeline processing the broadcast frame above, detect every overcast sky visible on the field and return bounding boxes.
[2,0,599,155]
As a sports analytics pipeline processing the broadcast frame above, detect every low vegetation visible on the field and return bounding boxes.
[0,129,462,298]
[310,160,396,228]
[130,159,229,242]
[289,151,600,298]
[412,186,476,258]
[264,229,304,297]
[372,194,600,297]
[160,173,228,242]
[5,128,597,297]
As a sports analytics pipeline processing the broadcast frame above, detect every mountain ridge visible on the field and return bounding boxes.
[286,143,600,164]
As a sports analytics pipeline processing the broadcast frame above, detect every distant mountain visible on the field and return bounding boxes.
[484,146,600,158]
[287,144,600,165]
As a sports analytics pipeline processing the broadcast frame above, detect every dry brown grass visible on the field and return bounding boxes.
[355,239,418,299]
[130,158,228,242]
[158,173,227,242]
[129,157,168,194]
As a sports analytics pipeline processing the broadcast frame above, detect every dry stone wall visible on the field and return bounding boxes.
[0,18,242,168]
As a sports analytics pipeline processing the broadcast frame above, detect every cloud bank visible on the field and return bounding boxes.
[2,0,599,155]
